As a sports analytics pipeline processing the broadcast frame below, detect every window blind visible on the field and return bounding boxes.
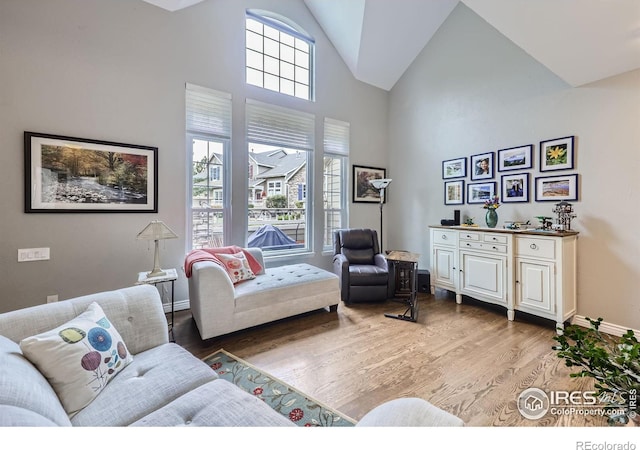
[324,117,350,155]
[186,83,232,139]
[246,99,315,151]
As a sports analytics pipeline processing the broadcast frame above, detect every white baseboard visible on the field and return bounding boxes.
[571,315,640,337]
[162,299,190,314]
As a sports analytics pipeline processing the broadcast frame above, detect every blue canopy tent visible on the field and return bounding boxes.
[247,224,302,250]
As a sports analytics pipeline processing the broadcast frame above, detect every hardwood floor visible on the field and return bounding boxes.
[172,290,604,427]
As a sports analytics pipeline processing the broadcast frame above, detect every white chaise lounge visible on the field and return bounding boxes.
[187,247,340,340]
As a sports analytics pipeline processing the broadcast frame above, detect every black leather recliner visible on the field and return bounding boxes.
[333,228,391,304]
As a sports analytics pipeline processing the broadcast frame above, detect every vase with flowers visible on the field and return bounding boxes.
[483,195,500,228]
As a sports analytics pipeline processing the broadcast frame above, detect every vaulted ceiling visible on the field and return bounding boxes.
[143,0,640,90]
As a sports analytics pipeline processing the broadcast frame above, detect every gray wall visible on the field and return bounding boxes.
[0,0,388,312]
[387,4,640,330]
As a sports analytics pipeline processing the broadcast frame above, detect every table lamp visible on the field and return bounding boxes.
[136,220,178,278]
[369,178,392,253]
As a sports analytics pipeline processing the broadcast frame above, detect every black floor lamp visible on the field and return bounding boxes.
[369,178,392,253]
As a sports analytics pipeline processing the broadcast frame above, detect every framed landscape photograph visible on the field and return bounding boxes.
[442,157,467,179]
[501,173,529,203]
[540,136,575,172]
[497,145,533,172]
[444,180,464,205]
[470,152,494,180]
[24,132,158,213]
[535,174,578,202]
[467,181,496,204]
[353,165,386,203]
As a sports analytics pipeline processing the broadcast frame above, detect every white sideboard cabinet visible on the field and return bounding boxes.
[429,226,578,331]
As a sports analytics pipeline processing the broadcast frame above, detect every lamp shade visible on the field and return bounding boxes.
[370,178,392,190]
[137,221,178,278]
[136,221,178,241]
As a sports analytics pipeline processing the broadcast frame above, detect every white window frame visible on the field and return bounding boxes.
[246,99,315,255]
[245,9,315,101]
[186,83,231,251]
[323,118,350,251]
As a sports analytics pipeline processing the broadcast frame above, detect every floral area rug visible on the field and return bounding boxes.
[202,349,356,427]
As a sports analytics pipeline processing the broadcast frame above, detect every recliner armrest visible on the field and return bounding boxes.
[373,253,388,270]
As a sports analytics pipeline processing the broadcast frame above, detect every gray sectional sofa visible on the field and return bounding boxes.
[0,284,464,427]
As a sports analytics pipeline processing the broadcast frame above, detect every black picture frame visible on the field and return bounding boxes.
[497,145,533,172]
[470,152,494,180]
[444,180,465,205]
[539,136,575,172]
[442,157,467,179]
[501,173,529,203]
[352,165,387,203]
[467,181,497,204]
[24,131,158,213]
[535,174,579,202]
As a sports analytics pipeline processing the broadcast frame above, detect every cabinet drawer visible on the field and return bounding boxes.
[516,237,556,259]
[483,233,508,244]
[432,230,457,246]
[460,241,507,254]
[459,231,480,241]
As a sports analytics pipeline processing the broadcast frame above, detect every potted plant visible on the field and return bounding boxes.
[553,317,640,425]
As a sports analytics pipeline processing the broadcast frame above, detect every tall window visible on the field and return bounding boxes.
[186,83,231,250]
[245,10,314,101]
[323,118,349,250]
[247,99,314,254]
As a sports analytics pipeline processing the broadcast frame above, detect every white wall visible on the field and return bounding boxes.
[387,4,640,330]
[0,0,388,312]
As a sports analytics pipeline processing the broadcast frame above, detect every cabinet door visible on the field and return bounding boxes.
[515,258,555,315]
[432,246,456,290]
[459,251,507,305]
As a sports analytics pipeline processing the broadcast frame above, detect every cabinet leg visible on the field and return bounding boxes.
[556,322,564,335]
[430,285,435,295]
[455,293,462,304]
[507,309,515,321]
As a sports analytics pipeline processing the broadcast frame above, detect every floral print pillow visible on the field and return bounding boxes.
[217,251,256,284]
[20,302,133,416]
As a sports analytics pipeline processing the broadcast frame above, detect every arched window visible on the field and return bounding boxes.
[245,9,314,101]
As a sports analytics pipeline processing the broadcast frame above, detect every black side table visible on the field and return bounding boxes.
[384,251,420,322]
[136,268,178,342]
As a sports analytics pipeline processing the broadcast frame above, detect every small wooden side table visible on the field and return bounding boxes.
[384,251,420,322]
[136,268,178,342]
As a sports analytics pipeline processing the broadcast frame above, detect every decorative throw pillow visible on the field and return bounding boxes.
[217,251,256,284]
[19,302,133,416]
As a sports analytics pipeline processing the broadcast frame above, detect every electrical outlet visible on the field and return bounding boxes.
[46,295,58,303]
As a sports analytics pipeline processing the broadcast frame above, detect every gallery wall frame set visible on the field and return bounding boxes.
[535,174,578,202]
[352,164,387,203]
[539,136,574,172]
[470,152,494,181]
[497,145,533,172]
[467,181,496,204]
[444,180,464,205]
[501,173,529,203]
[442,157,467,179]
[24,131,158,213]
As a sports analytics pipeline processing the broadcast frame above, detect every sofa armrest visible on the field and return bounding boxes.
[188,260,236,339]
[356,398,464,427]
